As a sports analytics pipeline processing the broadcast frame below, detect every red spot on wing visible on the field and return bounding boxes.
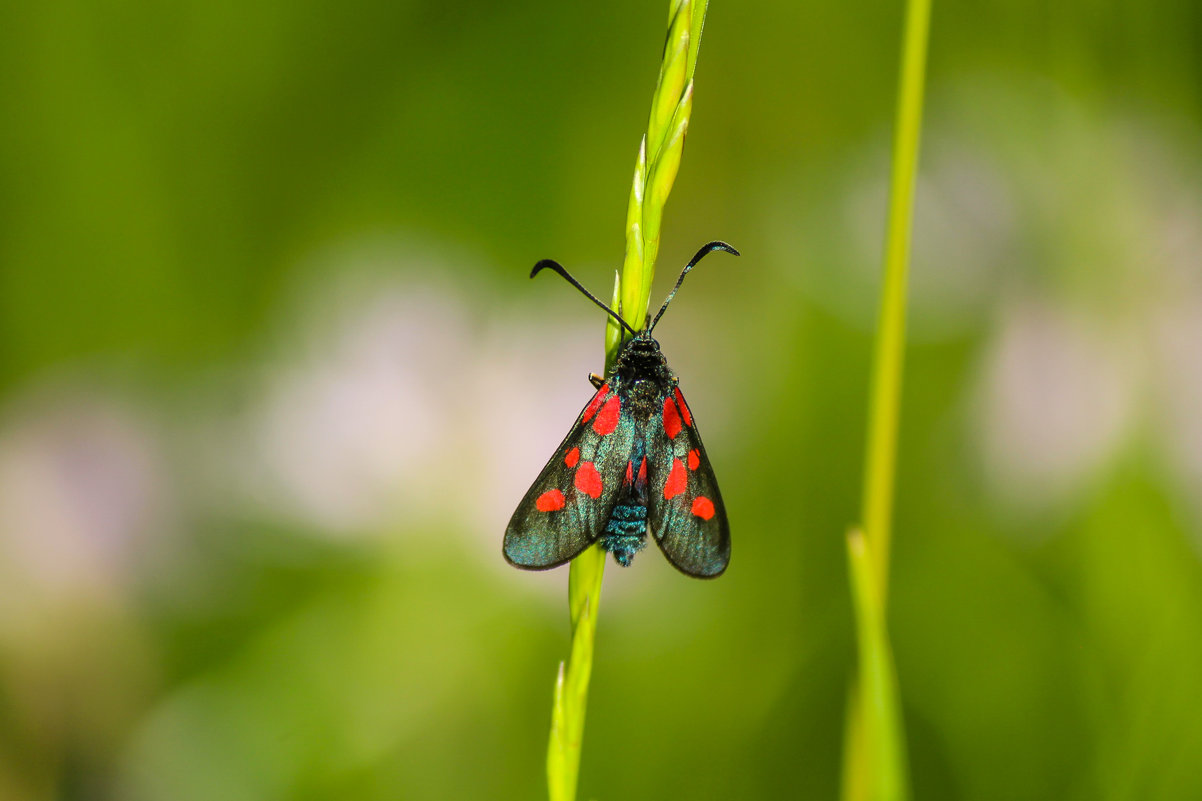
[564,447,580,468]
[675,388,693,427]
[662,396,682,439]
[574,461,603,498]
[688,449,700,470]
[691,496,715,520]
[593,395,620,435]
[664,458,686,499]
[582,384,609,422]
[536,489,565,512]
[637,458,647,484]
[625,461,633,485]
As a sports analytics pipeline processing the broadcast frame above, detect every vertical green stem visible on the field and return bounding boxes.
[860,0,932,600]
[842,0,931,799]
[546,3,712,800]
[844,529,909,801]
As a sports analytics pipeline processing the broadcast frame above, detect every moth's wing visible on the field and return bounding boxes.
[504,380,636,570]
[646,386,730,578]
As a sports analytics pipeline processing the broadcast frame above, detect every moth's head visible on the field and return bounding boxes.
[615,333,667,381]
[625,331,660,352]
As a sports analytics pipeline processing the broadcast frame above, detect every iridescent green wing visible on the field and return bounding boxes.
[504,380,635,570]
[646,386,730,577]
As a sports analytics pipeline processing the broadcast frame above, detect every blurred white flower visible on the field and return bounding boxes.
[1152,289,1202,529]
[972,298,1140,517]
[0,386,167,616]
[246,283,467,535]
[845,140,1017,337]
[767,119,1016,342]
[211,239,475,537]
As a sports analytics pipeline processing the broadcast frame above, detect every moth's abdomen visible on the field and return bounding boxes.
[601,503,647,567]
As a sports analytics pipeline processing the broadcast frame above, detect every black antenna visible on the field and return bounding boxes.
[648,241,740,332]
[531,259,639,338]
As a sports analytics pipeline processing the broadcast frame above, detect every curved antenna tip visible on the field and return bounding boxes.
[704,241,740,258]
[527,257,638,337]
[647,240,741,332]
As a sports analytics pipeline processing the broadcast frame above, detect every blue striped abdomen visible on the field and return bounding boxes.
[601,503,647,567]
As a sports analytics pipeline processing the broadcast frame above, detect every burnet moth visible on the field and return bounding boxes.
[504,242,738,578]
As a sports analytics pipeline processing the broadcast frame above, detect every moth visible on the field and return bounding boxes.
[504,242,738,578]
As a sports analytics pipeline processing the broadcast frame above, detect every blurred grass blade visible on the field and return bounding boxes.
[548,3,713,800]
[843,530,910,801]
[843,0,930,797]
[860,0,932,593]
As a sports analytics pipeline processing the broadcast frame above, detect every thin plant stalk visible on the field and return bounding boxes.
[861,0,932,596]
[546,3,712,800]
[843,529,909,801]
[841,0,931,799]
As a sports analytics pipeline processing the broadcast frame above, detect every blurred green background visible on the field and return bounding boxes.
[2,1,1202,799]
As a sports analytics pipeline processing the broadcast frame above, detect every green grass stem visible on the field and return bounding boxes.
[861,0,932,595]
[546,3,712,800]
[842,530,911,801]
[842,0,931,798]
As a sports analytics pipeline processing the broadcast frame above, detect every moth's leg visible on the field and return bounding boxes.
[588,372,605,389]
